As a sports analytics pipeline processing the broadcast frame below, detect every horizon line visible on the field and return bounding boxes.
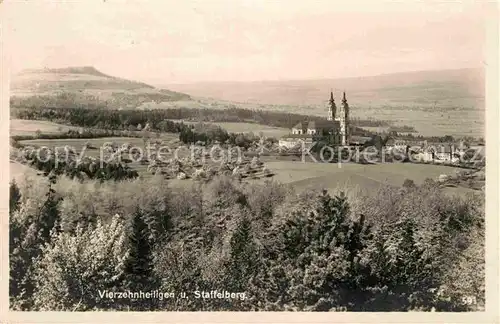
[12,64,483,88]
[156,66,484,86]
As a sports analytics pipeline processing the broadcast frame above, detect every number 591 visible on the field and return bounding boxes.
[461,296,477,305]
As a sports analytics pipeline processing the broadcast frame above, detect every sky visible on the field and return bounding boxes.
[2,0,490,84]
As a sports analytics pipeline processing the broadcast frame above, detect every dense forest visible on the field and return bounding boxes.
[9,174,484,311]
[12,106,375,136]
[9,91,191,110]
[13,107,190,133]
[11,129,142,144]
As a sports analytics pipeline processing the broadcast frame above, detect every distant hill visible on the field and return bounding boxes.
[10,66,191,109]
[18,66,114,78]
[165,68,484,108]
[163,68,485,138]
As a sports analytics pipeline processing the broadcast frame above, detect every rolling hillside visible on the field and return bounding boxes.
[165,68,484,107]
[10,66,191,109]
[165,68,485,138]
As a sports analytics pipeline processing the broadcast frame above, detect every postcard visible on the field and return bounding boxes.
[0,0,498,323]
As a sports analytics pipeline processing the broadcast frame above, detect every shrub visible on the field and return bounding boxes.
[402,178,416,189]
[32,214,128,311]
[10,180,22,214]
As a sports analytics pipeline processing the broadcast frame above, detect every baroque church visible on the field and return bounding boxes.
[279,91,351,148]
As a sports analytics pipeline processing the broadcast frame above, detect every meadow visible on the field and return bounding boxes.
[251,160,476,194]
[175,120,290,138]
[10,119,79,136]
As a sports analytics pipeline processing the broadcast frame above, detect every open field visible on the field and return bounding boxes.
[251,160,477,194]
[10,119,79,136]
[178,120,290,138]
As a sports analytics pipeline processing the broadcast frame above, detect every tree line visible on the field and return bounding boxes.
[12,106,378,135]
[10,91,190,110]
[9,174,484,311]
[13,107,188,133]
[12,129,142,143]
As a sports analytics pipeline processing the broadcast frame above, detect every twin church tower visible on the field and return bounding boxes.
[327,91,351,146]
[280,91,351,148]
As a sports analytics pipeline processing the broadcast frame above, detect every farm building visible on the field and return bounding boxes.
[389,139,426,149]
[426,145,461,163]
[350,135,372,146]
[278,134,315,149]
[384,138,396,150]
[415,150,435,162]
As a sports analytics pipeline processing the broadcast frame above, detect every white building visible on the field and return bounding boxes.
[278,134,315,149]
[426,145,461,163]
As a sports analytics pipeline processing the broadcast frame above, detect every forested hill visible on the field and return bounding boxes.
[10,66,191,109]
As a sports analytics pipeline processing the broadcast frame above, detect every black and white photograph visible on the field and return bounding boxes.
[1,0,496,316]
